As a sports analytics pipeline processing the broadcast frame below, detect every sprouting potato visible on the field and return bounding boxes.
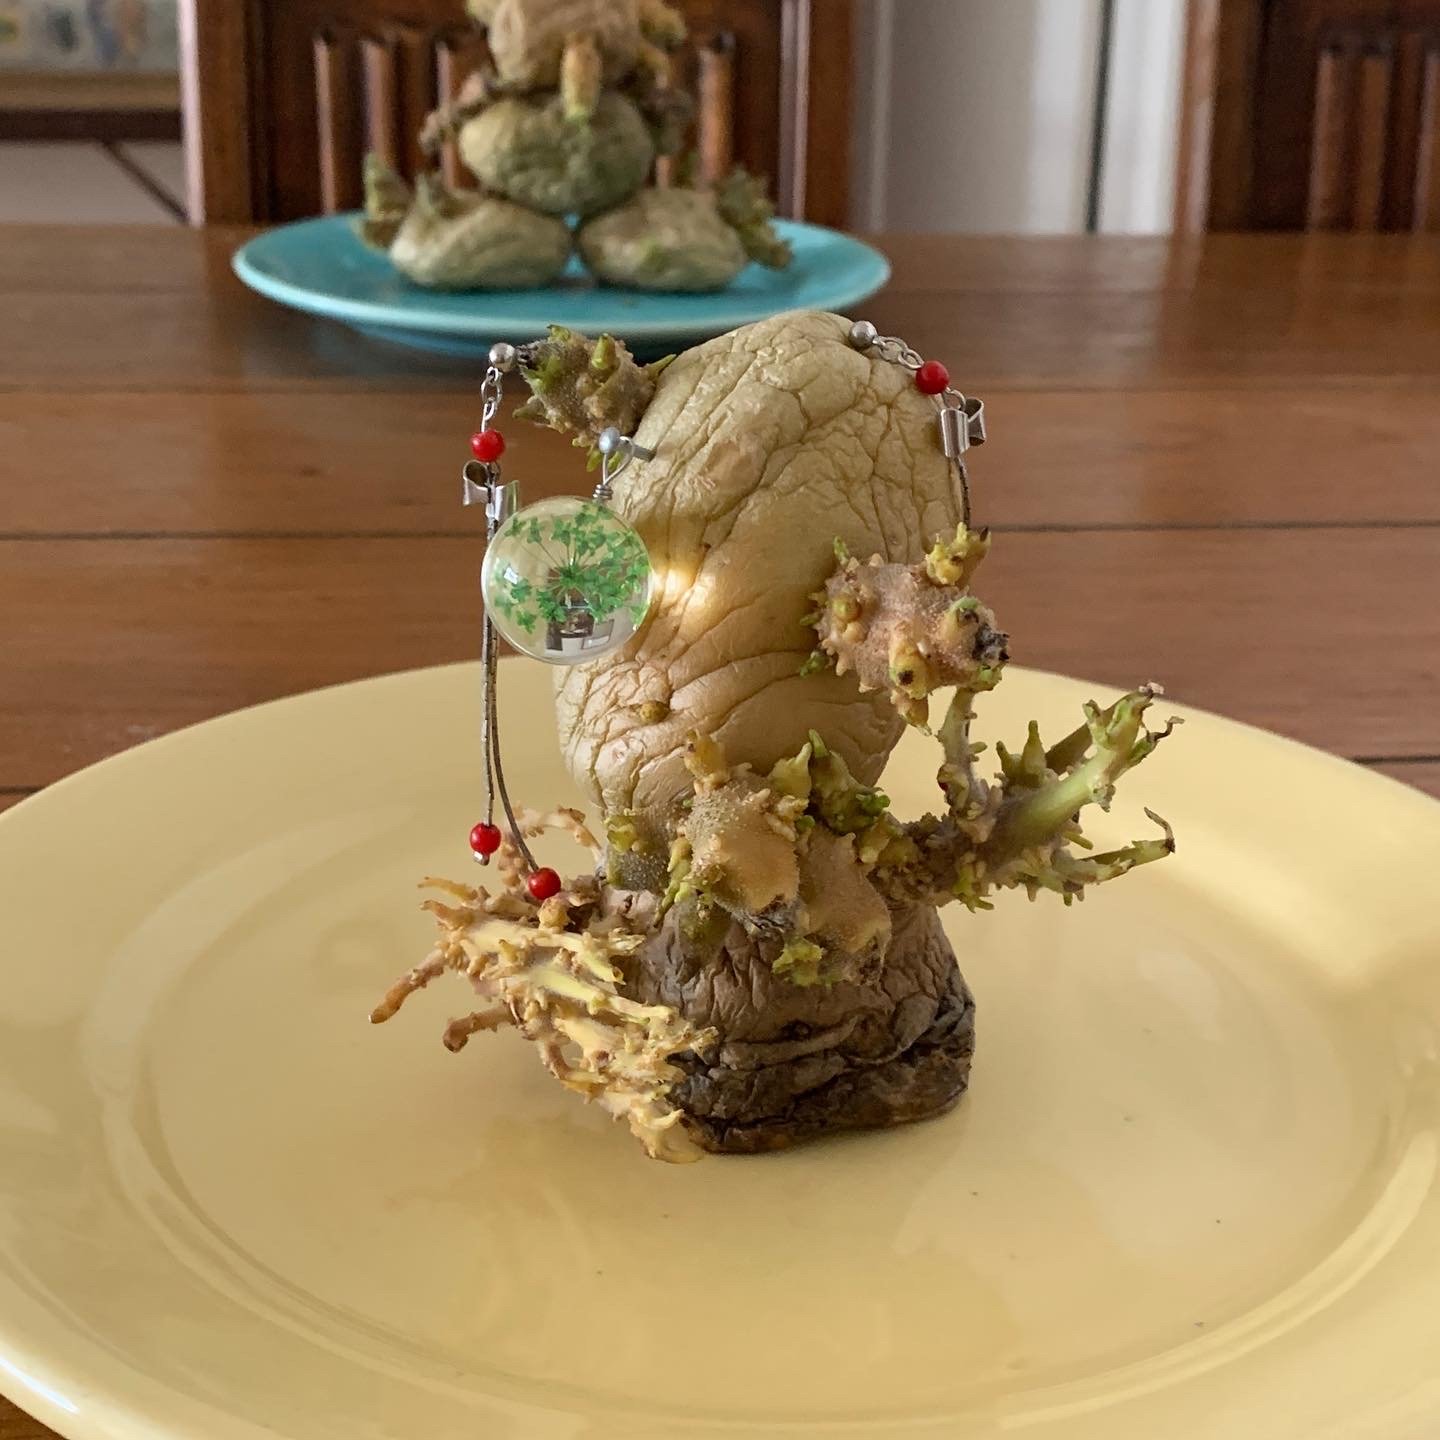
[459,92,655,219]
[378,170,572,289]
[358,0,791,293]
[375,314,1177,1157]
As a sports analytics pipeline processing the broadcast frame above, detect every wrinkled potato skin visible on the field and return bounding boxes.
[555,311,964,815]
[459,92,654,218]
[389,194,571,288]
[578,188,747,291]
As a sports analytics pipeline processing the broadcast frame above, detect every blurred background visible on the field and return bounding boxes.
[0,0,1226,233]
[7,0,1426,236]
[0,0,184,220]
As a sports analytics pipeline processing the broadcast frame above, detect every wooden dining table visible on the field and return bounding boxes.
[0,222,1438,1436]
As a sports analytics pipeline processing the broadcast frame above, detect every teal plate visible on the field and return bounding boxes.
[233,213,891,357]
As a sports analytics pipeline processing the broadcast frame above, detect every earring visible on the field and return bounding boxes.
[474,350,656,666]
[461,342,658,897]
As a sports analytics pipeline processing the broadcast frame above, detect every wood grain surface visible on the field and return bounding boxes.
[1,225,1439,1438]
[0,1407,55,1440]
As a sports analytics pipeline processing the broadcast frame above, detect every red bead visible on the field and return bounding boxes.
[470,429,505,463]
[526,867,562,901]
[915,360,950,396]
[469,822,502,856]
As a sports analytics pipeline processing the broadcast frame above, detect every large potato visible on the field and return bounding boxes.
[554,311,965,815]
[389,185,571,289]
[578,188,747,292]
[459,92,654,218]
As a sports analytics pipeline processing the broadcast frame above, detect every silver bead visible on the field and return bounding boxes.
[597,426,623,455]
[488,341,517,372]
[848,320,878,350]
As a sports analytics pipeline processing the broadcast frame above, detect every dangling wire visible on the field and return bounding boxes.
[480,542,538,873]
[479,576,496,830]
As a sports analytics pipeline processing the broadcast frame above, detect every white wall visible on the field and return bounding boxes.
[1097,0,1187,233]
[851,0,1186,235]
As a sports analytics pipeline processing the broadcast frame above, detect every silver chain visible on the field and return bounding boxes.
[478,364,503,433]
[871,336,926,370]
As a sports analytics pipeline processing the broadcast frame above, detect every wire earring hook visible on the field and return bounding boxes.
[594,426,656,503]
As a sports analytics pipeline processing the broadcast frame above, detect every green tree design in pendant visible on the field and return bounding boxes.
[482,496,654,663]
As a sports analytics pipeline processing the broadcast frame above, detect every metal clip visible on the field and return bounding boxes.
[461,461,518,526]
[939,396,987,460]
[938,397,984,457]
[963,396,986,447]
[939,405,966,460]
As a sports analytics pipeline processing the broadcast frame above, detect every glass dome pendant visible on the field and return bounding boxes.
[481,425,655,664]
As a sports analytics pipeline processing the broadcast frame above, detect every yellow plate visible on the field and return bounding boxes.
[2,663,1439,1440]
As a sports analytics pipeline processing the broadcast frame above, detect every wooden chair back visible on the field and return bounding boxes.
[1178,0,1440,231]
[181,0,852,226]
